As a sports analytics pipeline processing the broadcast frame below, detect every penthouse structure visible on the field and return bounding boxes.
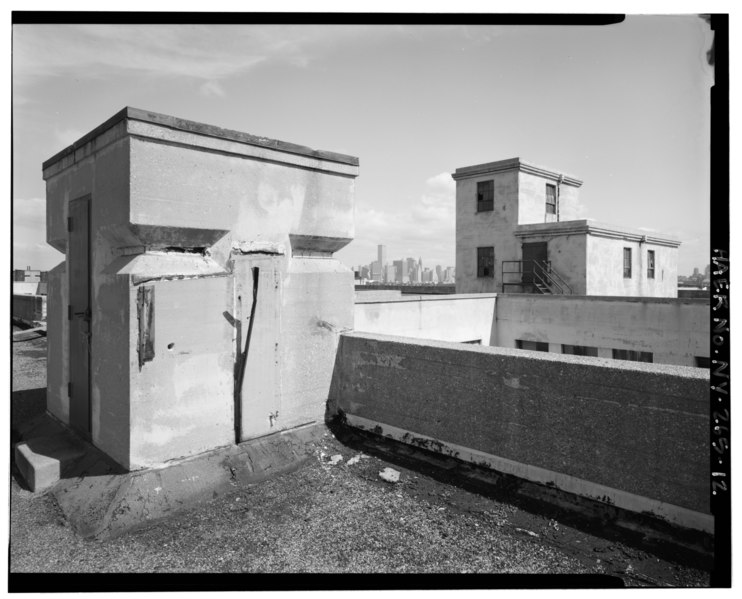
[452,158,680,297]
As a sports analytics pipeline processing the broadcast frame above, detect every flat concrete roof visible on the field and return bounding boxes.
[514,219,681,247]
[42,107,360,170]
[452,157,583,187]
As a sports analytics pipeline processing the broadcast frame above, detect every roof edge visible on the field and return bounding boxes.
[452,157,583,187]
[514,219,681,247]
[42,107,360,171]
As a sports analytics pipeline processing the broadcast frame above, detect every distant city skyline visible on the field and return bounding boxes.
[355,244,454,284]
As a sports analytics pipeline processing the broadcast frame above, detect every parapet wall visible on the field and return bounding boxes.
[12,294,47,324]
[354,294,497,344]
[494,294,708,367]
[330,332,711,532]
[353,293,709,367]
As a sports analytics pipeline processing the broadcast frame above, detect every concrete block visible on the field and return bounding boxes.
[14,436,86,492]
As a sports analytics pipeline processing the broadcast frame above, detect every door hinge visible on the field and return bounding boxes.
[67,217,73,232]
[68,305,72,320]
[68,382,72,397]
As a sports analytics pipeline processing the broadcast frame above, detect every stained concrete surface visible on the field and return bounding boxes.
[10,331,710,586]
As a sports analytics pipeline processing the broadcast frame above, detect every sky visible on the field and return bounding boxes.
[12,15,715,275]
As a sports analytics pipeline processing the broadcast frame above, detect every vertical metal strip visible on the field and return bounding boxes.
[137,285,155,369]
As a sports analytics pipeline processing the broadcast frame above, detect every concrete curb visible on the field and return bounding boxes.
[52,423,327,540]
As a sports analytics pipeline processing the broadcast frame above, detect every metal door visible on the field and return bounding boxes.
[522,242,547,285]
[68,196,91,435]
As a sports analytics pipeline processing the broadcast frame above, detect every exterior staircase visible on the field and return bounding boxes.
[501,260,573,295]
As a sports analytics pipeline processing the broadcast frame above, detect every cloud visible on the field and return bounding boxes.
[13,197,45,229]
[12,24,394,92]
[353,172,456,266]
[199,80,226,98]
[13,197,63,270]
[13,25,265,87]
[54,127,84,148]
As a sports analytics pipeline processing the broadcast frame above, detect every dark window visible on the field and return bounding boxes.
[516,339,549,352]
[695,356,711,368]
[562,344,599,357]
[647,250,655,279]
[477,180,494,212]
[545,183,556,215]
[612,349,653,363]
[623,248,632,278]
[462,339,482,345]
[477,247,494,278]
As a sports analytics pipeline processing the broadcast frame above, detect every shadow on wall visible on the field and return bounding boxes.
[325,334,346,423]
[11,388,47,442]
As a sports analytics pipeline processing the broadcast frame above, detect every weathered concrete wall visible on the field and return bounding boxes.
[44,108,358,469]
[586,235,679,297]
[12,294,46,323]
[511,230,587,294]
[517,171,581,225]
[553,180,582,221]
[355,289,402,302]
[493,294,709,367]
[353,292,706,367]
[544,234,587,294]
[455,170,519,294]
[354,294,497,344]
[127,275,235,469]
[330,332,711,532]
[46,262,68,424]
[128,123,356,266]
[44,131,132,465]
[274,257,354,433]
[236,254,353,440]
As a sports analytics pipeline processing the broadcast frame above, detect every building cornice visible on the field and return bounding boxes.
[514,220,681,247]
[452,157,583,187]
[42,107,360,172]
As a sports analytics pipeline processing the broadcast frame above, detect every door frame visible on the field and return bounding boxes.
[521,242,548,285]
[68,194,92,437]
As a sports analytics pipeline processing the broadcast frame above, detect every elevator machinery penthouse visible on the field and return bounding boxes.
[43,107,359,471]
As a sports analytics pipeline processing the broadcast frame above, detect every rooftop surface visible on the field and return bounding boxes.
[9,330,710,589]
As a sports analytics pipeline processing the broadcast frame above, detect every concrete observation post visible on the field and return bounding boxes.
[43,107,359,471]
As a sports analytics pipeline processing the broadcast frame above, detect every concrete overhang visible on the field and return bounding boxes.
[514,219,681,248]
[451,157,583,187]
[103,252,229,285]
[42,107,360,179]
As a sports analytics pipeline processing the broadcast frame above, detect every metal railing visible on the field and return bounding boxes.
[501,260,573,295]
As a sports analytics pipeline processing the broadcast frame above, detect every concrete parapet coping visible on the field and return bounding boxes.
[340,331,710,380]
[452,157,583,187]
[43,106,360,173]
[354,293,499,305]
[514,219,681,247]
[345,413,714,534]
[499,292,708,306]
